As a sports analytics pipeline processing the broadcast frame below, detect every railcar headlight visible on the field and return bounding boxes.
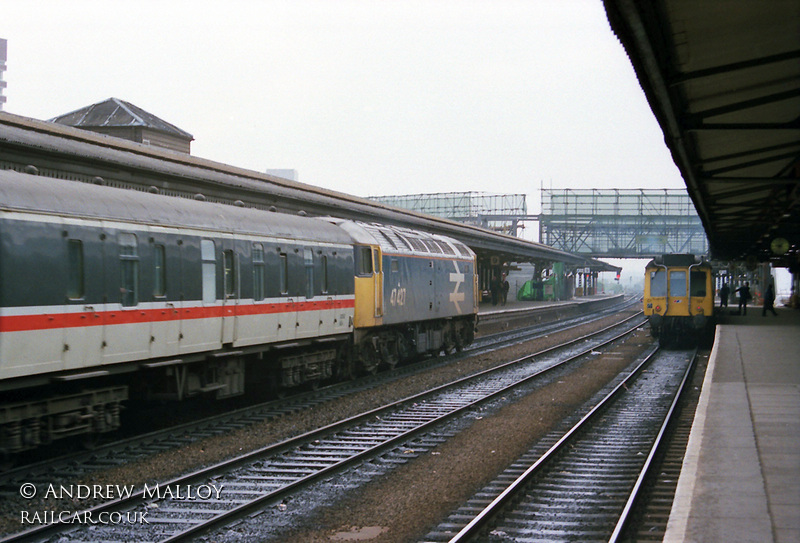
[655,305,662,313]
[696,306,704,314]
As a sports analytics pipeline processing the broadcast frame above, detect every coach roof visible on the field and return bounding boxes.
[0,170,353,245]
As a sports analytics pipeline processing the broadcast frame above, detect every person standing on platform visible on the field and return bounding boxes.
[490,275,500,306]
[762,283,778,317]
[501,275,510,306]
[719,283,730,308]
[736,282,751,315]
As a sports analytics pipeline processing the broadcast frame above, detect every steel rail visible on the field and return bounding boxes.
[1,314,646,543]
[442,346,696,543]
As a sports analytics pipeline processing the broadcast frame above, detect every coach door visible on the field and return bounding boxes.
[220,243,238,344]
[63,233,105,369]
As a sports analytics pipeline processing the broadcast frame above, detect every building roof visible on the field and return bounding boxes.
[49,97,193,141]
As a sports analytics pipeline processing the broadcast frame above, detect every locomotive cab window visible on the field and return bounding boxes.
[373,248,382,273]
[357,246,373,276]
[67,239,84,300]
[119,233,139,307]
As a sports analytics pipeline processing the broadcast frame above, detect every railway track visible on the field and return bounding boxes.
[1,310,646,542]
[0,297,638,483]
[421,347,698,543]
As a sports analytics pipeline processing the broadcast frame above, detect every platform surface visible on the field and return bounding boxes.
[664,305,800,543]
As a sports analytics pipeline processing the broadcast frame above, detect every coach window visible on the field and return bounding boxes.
[67,239,84,300]
[253,244,265,301]
[279,253,289,295]
[321,255,329,294]
[153,244,166,298]
[304,248,314,299]
[669,271,687,297]
[119,233,139,307]
[201,239,216,304]
[223,250,236,299]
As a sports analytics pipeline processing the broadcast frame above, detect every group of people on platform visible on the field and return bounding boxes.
[718,281,777,317]
[490,274,510,306]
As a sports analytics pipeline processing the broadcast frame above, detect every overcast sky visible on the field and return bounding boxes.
[3,0,686,202]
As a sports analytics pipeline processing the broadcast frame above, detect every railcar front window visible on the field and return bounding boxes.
[669,271,687,297]
[690,271,707,296]
[649,270,667,297]
[120,233,139,307]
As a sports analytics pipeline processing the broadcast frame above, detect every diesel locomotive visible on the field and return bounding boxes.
[643,254,714,345]
[0,170,478,458]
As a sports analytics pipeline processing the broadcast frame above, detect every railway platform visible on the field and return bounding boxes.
[665,305,800,543]
[476,294,625,334]
[477,293,623,315]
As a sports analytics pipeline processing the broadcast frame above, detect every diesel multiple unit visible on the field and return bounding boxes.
[643,254,714,345]
[0,170,478,458]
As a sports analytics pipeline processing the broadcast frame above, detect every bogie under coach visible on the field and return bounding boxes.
[643,254,714,346]
[0,170,477,459]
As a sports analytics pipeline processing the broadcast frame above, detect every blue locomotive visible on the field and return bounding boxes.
[0,170,477,457]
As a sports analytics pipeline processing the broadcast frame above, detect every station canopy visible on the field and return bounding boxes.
[604,0,800,268]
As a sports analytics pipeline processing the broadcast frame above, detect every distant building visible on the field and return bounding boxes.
[266,169,299,182]
[50,97,193,154]
[0,39,7,111]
